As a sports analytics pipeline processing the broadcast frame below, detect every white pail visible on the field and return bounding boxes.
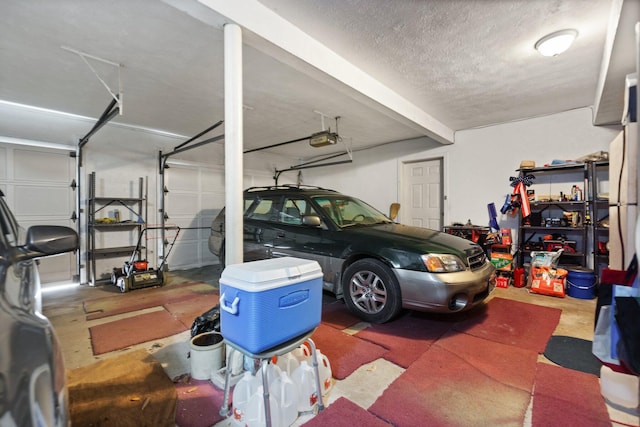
[189,331,224,380]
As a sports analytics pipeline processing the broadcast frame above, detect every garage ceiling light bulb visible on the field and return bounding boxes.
[535,29,578,57]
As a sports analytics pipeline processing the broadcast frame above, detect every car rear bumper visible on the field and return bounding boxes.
[394,261,496,313]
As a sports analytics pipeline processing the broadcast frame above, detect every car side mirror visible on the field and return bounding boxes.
[301,215,322,227]
[23,225,79,258]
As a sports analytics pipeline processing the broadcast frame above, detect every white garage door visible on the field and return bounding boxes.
[0,142,77,287]
[163,163,274,270]
[164,164,225,269]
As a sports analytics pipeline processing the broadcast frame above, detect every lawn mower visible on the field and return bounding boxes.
[111,225,180,293]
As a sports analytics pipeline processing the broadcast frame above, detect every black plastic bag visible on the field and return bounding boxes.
[190,304,221,337]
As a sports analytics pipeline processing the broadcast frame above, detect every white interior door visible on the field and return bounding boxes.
[0,142,77,286]
[400,158,443,230]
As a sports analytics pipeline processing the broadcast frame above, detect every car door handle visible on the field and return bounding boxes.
[276,232,285,238]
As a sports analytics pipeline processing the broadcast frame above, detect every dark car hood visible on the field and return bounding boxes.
[344,223,481,259]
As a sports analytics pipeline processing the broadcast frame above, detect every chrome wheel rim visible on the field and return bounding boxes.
[349,270,387,314]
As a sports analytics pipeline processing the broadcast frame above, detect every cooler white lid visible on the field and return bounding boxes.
[220,257,322,290]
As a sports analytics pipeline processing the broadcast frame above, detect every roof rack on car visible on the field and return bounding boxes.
[244,184,337,192]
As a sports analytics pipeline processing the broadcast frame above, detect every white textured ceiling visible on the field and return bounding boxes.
[0,0,637,161]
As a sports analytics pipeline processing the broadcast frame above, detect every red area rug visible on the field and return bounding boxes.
[89,309,188,355]
[369,332,538,426]
[302,397,391,427]
[174,377,225,427]
[164,294,220,329]
[321,301,361,330]
[84,281,214,320]
[453,297,562,353]
[355,311,453,367]
[532,363,610,426]
[310,324,387,379]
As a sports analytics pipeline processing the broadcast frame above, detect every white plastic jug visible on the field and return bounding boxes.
[226,345,244,376]
[266,362,283,388]
[232,371,259,423]
[291,344,309,363]
[245,385,281,427]
[271,371,298,427]
[315,350,333,396]
[291,360,318,413]
[276,351,300,376]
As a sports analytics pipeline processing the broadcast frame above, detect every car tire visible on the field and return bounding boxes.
[342,258,402,323]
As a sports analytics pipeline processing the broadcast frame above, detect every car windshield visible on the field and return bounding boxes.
[312,195,392,228]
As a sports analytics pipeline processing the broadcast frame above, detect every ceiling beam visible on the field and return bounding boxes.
[195,0,454,145]
[593,0,637,125]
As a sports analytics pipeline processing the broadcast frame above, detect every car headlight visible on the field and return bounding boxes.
[421,254,466,272]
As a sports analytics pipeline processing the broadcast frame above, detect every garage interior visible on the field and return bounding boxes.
[1,0,640,426]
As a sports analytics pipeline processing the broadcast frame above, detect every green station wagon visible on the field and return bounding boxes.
[208,186,496,323]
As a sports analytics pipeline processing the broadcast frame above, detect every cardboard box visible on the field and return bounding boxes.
[491,252,513,271]
[500,228,512,246]
[219,257,323,354]
[496,276,509,288]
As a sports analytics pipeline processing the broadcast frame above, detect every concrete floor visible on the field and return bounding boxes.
[42,265,639,426]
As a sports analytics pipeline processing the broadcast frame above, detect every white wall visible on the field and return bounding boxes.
[304,107,620,232]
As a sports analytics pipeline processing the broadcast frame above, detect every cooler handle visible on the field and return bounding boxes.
[220,292,240,315]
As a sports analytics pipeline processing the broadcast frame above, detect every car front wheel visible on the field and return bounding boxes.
[342,259,402,323]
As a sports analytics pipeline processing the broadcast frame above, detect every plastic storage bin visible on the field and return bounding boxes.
[219,257,323,354]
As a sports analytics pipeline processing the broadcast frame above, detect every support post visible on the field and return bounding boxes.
[224,23,244,266]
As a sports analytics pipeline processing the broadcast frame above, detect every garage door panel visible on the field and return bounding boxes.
[169,241,200,268]
[169,218,199,241]
[37,254,76,283]
[14,149,72,182]
[166,193,199,216]
[201,241,217,263]
[1,143,77,286]
[165,165,225,270]
[95,229,139,248]
[14,185,72,217]
[169,168,199,191]
[202,170,224,192]
[202,193,224,210]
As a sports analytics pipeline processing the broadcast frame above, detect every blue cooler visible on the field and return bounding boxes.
[219,257,323,354]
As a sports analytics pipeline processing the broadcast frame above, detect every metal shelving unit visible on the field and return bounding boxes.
[87,172,147,286]
[516,161,608,276]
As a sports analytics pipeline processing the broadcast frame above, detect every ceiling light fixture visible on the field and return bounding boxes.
[535,29,578,57]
